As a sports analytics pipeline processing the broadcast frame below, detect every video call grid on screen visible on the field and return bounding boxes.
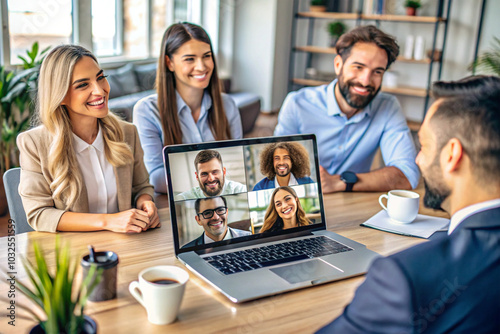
[163,135,327,254]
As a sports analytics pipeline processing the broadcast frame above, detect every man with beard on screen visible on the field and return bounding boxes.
[253,142,314,190]
[316,75,500,333]
[175,149,247,201]
[275,25,419,193]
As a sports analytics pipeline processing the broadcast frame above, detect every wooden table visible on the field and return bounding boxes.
[0,187,448,334]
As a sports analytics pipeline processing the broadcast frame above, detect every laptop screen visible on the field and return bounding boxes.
[163,135,326,255]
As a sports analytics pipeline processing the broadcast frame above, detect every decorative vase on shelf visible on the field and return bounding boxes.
[404,0,421,16]
[310,0,326,12]
[406,7,416,16]
[310,5,326,12]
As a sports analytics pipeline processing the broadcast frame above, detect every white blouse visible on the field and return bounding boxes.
[72,125,118,214]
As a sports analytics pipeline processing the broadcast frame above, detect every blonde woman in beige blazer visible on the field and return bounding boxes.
[17,45,159,233]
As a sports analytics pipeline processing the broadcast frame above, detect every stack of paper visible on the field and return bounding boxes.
[361,210,450,239]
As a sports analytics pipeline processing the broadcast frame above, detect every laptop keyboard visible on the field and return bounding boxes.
[203,236,353,275]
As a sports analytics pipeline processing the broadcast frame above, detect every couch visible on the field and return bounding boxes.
[106,63,261,134]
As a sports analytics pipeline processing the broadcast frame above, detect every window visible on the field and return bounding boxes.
[92,0,122,57]
[174,0,189,22]
[6,0,72,65]
[121,0,148,60]
[151,0,171,57]
[1,0,221,65]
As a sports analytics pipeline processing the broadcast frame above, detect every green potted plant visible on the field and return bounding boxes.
[310,0,326,12]
[470,37,500,76]
[0,42,48,173]
[404,0,421,16]
[14,238,102,334]
[327,21,347,48]
[0,42,48,215]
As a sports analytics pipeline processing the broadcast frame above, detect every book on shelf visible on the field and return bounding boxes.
[364,0,397,16]
[364,0,374,15]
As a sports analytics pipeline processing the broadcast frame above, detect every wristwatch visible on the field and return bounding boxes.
[340,171,358,192]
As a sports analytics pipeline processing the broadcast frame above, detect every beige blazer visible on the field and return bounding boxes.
[17,120,155,232]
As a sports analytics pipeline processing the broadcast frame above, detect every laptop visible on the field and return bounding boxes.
[163,134,379,303]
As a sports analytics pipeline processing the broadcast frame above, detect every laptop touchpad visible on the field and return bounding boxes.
[270,259,342,284]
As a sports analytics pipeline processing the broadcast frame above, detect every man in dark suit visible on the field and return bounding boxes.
[181,196,251,249]
[317,75,500,333]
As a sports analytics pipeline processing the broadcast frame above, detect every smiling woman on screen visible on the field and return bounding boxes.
[133,22,243,194]
[260,187,312,233]
[17,44,159,233]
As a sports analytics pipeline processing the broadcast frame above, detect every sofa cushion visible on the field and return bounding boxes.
[229,92,261,107]
[106,63,140,99]
[134,62,157,91]
[229,92,261,134]
[109,89,155,122]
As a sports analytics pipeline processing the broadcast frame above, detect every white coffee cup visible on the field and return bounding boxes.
[378,190,420,224]
[129,265,189,325]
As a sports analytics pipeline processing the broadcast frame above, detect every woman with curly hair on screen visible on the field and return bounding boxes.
[260,186,312,233]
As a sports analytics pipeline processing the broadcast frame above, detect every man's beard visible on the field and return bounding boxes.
[337,72,380,109]
[422,157,451,211]
[201,178,224,197]
[275,164,291,177]
[423,179,450,211]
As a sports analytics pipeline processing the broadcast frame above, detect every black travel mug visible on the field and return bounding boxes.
[81,251,119,302]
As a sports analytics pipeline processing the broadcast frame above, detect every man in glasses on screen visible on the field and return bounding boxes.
[181,196,251,249]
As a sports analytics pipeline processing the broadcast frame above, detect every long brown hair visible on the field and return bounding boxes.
[260,187,311,233]
[156,22,230,145]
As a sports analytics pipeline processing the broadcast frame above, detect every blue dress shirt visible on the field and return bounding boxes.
[274,80,420,189]
[252,175,314,191]
[133,91,243,193]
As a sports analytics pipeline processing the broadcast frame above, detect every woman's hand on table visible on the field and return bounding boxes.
[141,200,161,229]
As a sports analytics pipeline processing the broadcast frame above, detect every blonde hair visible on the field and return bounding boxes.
[36,45,133,209]
[260,187,311,233]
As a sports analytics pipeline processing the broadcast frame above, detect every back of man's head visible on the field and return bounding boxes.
[430,75,500,183]
[194,150,223,171]
[335,25,399,69]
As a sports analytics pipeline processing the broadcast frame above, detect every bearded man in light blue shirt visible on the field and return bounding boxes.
[275,25,420,193]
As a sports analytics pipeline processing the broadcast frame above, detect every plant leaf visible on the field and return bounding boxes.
[470,36,500,75]
[17,55,29,66]
[20,256,45,308]
[7,67,39,90]
[40,45,51,56]
[1,82,28,103]
[31,42,39,61]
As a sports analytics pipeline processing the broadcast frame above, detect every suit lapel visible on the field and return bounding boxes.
[197,234,205,246]
[115,165,129,212]
[73,167,89,213]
